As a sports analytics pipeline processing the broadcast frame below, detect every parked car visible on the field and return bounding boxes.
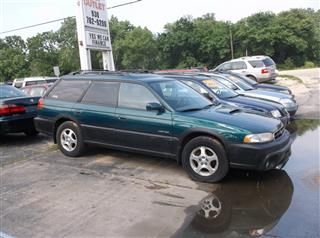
[223,72,292,95]
[21,83,53,97]
[212,56,278,82]
[0,84,39,136]
[13,76,58,88]
[204,73,298,116]
[35,72,292,182]
[161,74,290,126]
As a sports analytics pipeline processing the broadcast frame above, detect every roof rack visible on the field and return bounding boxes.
[68,70,125,76]
[120,69,152,73]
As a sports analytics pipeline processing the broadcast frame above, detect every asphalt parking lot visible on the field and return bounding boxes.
[1,69,319,238]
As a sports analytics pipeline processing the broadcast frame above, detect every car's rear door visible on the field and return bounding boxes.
[74,81,120,145]
[114,82,175,156]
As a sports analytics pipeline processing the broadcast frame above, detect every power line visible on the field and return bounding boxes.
[0,0,142,35]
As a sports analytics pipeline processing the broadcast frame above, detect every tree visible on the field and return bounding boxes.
[0,36,29,82]
[56,17,80,74]
[116,27,158,69]
[27,31,59,76]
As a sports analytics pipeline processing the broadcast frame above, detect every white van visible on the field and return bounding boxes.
[13,77,58,88]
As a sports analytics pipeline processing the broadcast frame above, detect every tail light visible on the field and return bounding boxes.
[261,68,269,74]
[37,98,44,110]
[0,104,26,116]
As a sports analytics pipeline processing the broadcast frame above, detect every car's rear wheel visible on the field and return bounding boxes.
[247,75,257,82]
[182,136,229,182]
[56,121,85,157]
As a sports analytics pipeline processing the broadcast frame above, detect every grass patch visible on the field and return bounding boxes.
[278,74,303,83]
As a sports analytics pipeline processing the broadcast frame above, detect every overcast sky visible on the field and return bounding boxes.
[0,0,319,39]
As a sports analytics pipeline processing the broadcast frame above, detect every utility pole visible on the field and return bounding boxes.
[229,28,234,59]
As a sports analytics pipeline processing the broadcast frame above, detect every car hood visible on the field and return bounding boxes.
[255,84,290,93]
[174,104,282,135]
[225,95,284,112]
[241,89,293,102]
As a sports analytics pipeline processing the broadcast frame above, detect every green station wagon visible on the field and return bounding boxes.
[35,72,292,182]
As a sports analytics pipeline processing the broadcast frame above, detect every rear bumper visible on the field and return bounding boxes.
[0,116,36,135]
[34,116,54,136]
[227,130,292,170]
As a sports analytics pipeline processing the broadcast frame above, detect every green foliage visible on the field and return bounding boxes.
[116,27,158,69]
[303,61,316,68]
[56,17,80,74]
[0,8,319,81]
[0,36,29,81]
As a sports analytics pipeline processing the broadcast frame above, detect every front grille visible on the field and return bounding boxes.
[274,126,285,139]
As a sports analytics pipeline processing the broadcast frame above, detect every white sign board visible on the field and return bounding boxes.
[53,66,60,77]
[76,0,115,70]
[85,31,111,50]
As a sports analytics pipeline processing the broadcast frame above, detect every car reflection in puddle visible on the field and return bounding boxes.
[173,170,293,237]
[173,119,320,238]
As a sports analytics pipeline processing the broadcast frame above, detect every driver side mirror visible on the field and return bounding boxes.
[146,102,165,113]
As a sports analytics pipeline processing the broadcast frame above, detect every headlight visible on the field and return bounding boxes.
[271,109,281,118]
[243,132,274,143]
[279,98,295,107]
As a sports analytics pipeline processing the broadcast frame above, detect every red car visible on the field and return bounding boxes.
[21,83,53,97]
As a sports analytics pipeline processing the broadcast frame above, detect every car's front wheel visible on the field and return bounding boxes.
[56,121,85,157]
[182,136,229,182]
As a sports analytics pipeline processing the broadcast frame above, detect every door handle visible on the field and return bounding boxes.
[74,110,82,114]
[118,116,127,120]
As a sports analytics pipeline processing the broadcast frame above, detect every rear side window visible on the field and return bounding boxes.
[47,80,89,102]
[219,63,232,71]
[118,83,158,110]
[248,60,264,68]
[82,82,119,107]
[25,81,45,86]
[231,61,247,70]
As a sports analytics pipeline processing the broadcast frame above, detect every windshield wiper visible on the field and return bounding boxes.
[179,104,214,112]
[202,103,214,109]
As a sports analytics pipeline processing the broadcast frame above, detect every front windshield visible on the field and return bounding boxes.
[149,80,212,112]
[201,79,238,99]
[0,85,26,99]
[223,75,254,91]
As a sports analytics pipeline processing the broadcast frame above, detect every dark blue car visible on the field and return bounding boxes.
[163,74,290,126]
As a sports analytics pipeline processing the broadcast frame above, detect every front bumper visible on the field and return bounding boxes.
[227,130,292,171]
[0,116,36,135]
[286,105,298,117]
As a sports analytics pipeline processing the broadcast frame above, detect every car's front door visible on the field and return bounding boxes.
[115,82,175,156]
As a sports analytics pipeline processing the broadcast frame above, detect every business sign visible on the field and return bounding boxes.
[83,0,108,30]
[85,31,111,49]
[76,0,115,70]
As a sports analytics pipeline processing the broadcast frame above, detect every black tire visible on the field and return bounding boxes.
[182,136,229,183]
[247,75,257,82]
[24,127,39,136]
[56,121,85,157]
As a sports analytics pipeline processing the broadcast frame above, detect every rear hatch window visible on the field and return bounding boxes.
[262,58,275,67]
[0,85,26,99]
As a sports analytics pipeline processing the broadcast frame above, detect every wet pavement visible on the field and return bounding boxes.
[0,119,319,238]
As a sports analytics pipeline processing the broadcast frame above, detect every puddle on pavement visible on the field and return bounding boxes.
[173,119,320,238]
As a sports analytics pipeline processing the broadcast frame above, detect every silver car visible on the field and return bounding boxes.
[202,73,298,116]
[212,55,278,82]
